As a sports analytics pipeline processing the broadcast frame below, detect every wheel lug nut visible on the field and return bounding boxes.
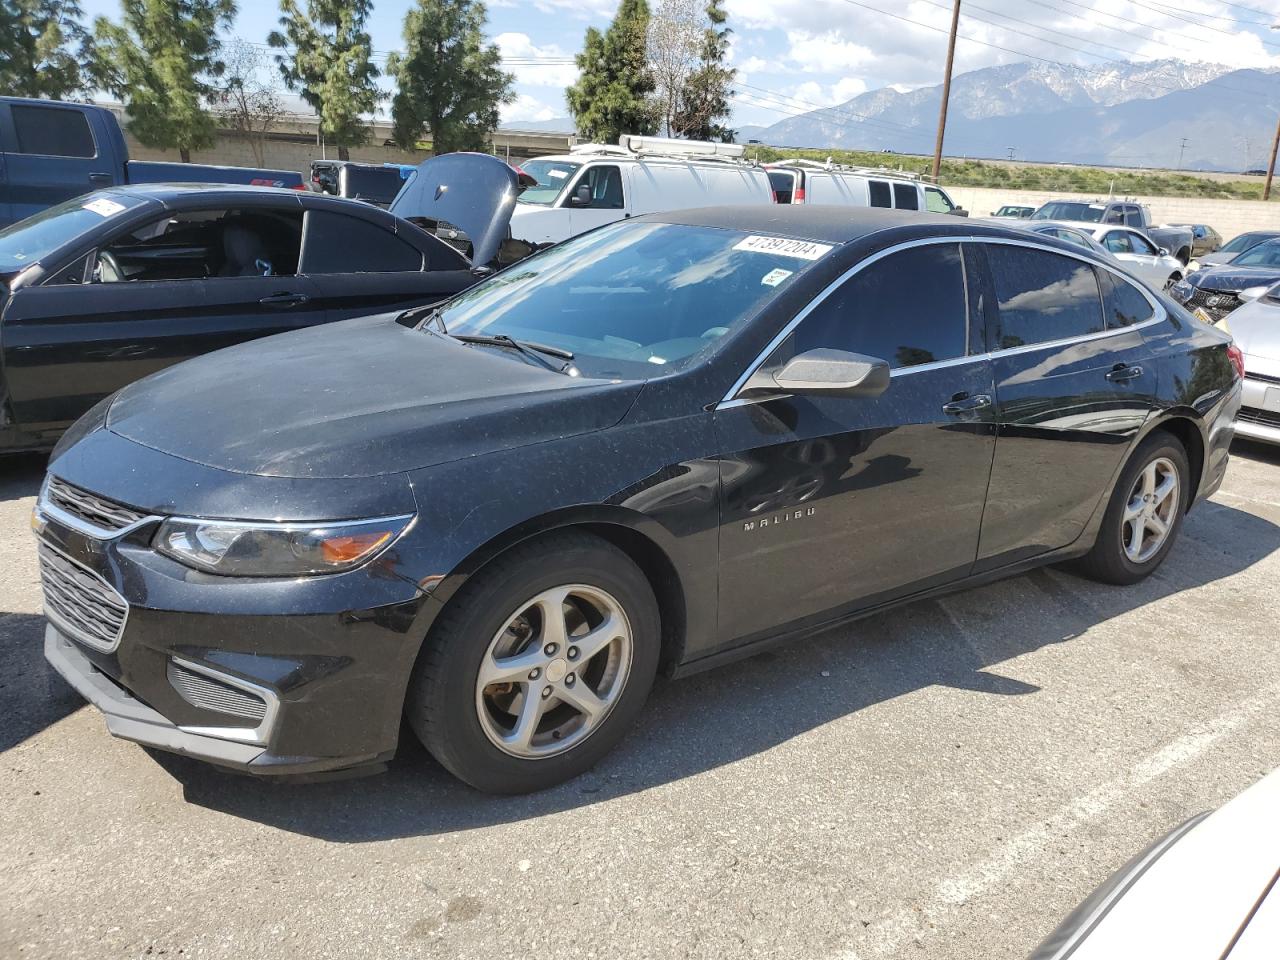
[566,673,576,685]
[529,668,541,680]
[567,647,579,660]
[544,643,558,656]
[541,686,552,699]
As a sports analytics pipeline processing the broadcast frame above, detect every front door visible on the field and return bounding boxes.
[565,165,627,236]
[713,242,997,650]
[974,242,1157,570]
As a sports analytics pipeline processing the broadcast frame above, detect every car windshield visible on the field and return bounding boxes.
[1032,201,1107,222]
[432,221,828,378]
[1230,241,1280,267]
[516,160,581,205]
[1221,232,1275,254]
[0,192,146,273]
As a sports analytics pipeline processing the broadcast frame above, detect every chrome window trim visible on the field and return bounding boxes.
[718,234,1167,406]
[38,541,130,654]
[35,476,160,541]
[173,656,281,747]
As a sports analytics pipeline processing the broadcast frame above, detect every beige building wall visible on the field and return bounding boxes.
[947,186,1280,242]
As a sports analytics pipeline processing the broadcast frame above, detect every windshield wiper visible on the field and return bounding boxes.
[398,302,448,331]
[451,334,575,373]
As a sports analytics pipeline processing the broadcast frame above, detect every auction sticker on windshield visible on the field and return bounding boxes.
[734,235,834,260]
[82,198,127,217]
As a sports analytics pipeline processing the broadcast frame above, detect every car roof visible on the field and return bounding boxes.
[640,205,1017,244]
[96,182,306,203]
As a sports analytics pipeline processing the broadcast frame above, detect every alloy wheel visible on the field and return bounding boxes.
[475,584,633,759]
[1123,456,1180,564]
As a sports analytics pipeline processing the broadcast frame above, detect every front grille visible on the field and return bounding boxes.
[38,543,129,652]
[1181,287,1239,321]
[44,476,149,534]
[167,661,268,722]
[1239,405,1280,428]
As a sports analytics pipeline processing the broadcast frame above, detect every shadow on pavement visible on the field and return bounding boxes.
[0,614,82,752]
[0,453,47,503]
[142,496,1280,842]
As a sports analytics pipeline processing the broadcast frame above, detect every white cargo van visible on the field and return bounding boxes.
[765,159,966,217]
[508,136,774,246]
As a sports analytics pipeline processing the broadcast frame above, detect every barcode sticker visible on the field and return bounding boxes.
[734,235,834,260]
[82,198,126,217]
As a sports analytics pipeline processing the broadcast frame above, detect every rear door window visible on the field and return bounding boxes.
[892,183,919,210]
[300,210,424,273]
[1124,206,1144,228]
[868,180,891,208]
[985,244,1104,349]
[1099,270,1155,328]
[789,243,968,369]
[11,105,96,158]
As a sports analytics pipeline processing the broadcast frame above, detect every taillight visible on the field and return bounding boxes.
[1227,343,1246,380]
[290,182,307,190]
[794,187,806,203]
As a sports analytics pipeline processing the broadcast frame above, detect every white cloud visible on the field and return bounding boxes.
[502,93,564,124]
[495,32,580,89]
[832,76,867,102]
[785,30,874,74]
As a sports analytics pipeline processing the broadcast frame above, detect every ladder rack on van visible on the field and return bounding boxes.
[769,157,937,184]
[569,136,753,166]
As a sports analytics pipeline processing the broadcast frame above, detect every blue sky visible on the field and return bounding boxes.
[77,0,1280,132]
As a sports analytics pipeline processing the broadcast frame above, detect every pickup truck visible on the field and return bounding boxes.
[1030,198,1195,265]
[0,96,305,229]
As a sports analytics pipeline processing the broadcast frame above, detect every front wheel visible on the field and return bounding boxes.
[1075,432,1190,585]
[1164,273,1181,290]
[406,531,660,793]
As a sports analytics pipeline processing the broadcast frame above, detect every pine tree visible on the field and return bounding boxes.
[1,0,94,100]
[672,0,734,142]
[92,0,236,162]
[268,0,380,160]
[386,0,513,155]
[566,0,657,143]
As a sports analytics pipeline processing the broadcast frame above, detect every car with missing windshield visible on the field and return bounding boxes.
[0,153,519,453]
[36,207,1241,793]
[1169,237,1280,323]
[1210,281,1280,446]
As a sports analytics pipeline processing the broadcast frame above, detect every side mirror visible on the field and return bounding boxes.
[1238,285,1269,303]
[1158,247,1170,257]
[567,183,592,208]
[739,348,891,399]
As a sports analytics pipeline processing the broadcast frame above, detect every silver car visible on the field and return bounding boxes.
[1220,285,1280,445]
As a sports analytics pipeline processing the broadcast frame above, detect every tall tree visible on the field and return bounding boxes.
[386,0,513,155]
[672,0,734,141]
[1,0,94,100]
[269,0,379,160]
[566,0,657,143]
[93,0,236,162]
[215,39,287,167]
[646,0,701,137]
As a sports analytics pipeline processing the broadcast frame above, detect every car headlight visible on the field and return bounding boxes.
[1170,279,1193,299]
[155,515,414,577]
[1187,260,1201,273]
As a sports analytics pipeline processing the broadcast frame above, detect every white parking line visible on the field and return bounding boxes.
[834,677,1280,960]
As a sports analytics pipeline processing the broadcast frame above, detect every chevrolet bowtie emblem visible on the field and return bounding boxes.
[434,184,447,200]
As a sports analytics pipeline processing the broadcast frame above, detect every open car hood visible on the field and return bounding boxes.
[390,152,518,267]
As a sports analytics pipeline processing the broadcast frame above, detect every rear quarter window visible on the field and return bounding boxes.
[1099,270,1155,328]
[300,210,424,273]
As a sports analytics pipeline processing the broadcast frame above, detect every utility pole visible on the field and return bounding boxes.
[1265,113,1280,201]
[932,0,961,182]
[1177,137,1189,170]
[1006,146,1015,161]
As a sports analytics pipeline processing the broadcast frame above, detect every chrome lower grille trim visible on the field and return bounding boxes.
[38,543,129,653]
[168,661,268,722]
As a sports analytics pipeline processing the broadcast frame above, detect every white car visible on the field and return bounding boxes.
[1037,221,1185,290]
[1214,284,1280,445]
[1029,767,1280,959]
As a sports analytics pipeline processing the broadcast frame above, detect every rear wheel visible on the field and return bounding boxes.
[1075,432,1190,585]
[406,531,660,793]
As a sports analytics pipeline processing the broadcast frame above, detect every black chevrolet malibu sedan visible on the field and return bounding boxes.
[35,207,1242,793]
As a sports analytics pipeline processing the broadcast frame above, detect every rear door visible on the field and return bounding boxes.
[0,103,105,223]
[298,206,474,320]
[974,242,1158,570]
[714,241,996,647]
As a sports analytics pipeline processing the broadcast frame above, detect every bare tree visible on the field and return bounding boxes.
[216,40,287,167]
[646,0,703,137]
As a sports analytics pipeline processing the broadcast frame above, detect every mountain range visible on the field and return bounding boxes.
[746,59,1280,171]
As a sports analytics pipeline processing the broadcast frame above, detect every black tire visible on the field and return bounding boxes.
[1164,273,1181,290]
[406,530,660,793]
[1075,431,1190,585]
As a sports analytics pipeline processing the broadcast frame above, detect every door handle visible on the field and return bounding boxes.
[1106,364,1144,383]
[259,292,310,308]
[941,394,992,415]
[88,172,112,185]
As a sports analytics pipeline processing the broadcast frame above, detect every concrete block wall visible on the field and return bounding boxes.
[946,186,1280,242]
[125,134,429,178]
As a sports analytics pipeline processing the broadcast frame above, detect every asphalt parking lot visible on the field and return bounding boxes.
[2,441,1279,960]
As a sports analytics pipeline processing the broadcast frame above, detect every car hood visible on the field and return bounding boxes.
[1223,298,1280,364]
[1195,251,1235,268]
[105,314,644,480]
[389,152,518,267]
[1185,265,1280,291]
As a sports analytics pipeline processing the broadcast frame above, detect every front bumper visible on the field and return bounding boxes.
[1235,374,1280,445]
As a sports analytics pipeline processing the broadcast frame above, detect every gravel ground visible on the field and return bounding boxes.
[2,440,1279,960]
